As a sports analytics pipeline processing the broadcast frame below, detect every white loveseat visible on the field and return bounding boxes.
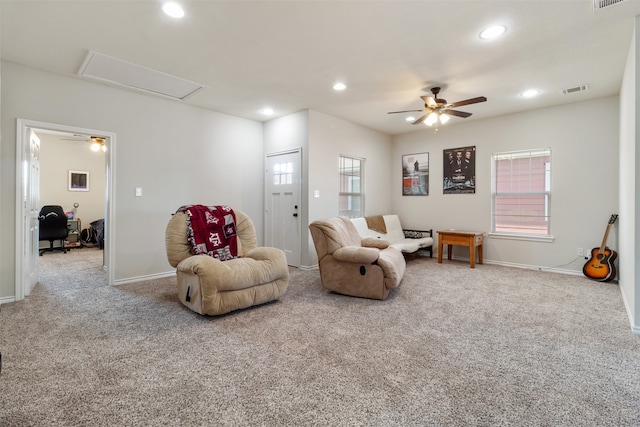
[351,214,433,258]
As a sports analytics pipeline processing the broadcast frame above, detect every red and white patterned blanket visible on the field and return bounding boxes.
[177,204,238,260]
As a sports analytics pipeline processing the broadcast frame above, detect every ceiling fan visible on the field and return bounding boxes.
[62,134,107,152]
[388,87,487,132]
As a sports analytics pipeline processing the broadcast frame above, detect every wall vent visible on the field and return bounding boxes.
[78,51,207,100]
[593,0,626,12]
[561,85,589,95]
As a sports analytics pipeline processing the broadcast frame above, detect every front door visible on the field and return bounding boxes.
[265,150,301,267]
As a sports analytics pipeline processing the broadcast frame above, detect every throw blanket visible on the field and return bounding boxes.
[365,215,387,234]
[177,205,238,260]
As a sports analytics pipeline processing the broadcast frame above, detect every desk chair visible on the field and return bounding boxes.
[39,205,68,256]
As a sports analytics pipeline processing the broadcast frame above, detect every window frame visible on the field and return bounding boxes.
[338,155,364,219]
[490,148,554,242]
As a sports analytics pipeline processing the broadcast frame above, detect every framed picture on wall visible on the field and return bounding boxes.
[68,170,89,192]
[402,152,429,196]
[443,146,475,194]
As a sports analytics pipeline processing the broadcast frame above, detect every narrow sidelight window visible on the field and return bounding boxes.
[339,155,364,218]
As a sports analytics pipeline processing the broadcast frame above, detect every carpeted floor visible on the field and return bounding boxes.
[1,248,639,426]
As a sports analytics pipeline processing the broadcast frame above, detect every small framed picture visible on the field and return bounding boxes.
[402,152,429,196]
[68,170,89,192]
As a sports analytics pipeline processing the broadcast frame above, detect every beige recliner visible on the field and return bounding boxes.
[309,216,406,300]
[165,209,289,315]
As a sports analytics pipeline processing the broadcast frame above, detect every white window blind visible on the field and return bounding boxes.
[492,149,551,236]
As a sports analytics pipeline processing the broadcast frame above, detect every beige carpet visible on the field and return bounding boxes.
[1,248,639,426]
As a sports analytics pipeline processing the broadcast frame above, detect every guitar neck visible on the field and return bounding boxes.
[598,225,612,254]
[598,214,618,255]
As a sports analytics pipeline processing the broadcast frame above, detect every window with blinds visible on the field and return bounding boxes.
[339,156,364,218]
[491,149,551,236]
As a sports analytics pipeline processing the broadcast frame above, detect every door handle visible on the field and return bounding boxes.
[293,213,298,217]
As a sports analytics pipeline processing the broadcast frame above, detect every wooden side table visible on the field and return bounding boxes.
[437,230,484,268]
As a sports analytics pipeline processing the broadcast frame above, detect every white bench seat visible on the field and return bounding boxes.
[351,215,433,258]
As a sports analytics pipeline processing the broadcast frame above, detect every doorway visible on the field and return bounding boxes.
[265,149,301,267]
[15,119,116,301]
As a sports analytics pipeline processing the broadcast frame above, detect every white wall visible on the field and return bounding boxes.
[38,133,105,227]
[1,61,264,298]
[619,17,639,333]
[265,109,393,267]
[393,96,620,274]
[306,110,393,266]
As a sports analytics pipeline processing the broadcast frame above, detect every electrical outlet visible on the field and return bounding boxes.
[577,247,583,256]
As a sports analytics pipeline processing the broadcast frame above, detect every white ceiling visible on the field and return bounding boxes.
[2,0,639,135]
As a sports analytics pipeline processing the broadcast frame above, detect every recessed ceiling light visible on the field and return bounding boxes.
[521,89,540,98]
[333,82,346,91]
[479,25,506,40]
[261,107,275,116]
[163,2,185,18]
[405,116,415,122]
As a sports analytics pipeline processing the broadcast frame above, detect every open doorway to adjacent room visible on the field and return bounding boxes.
[15,119,115,301]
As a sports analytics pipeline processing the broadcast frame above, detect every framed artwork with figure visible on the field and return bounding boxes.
[443,146,475,194]
[402,152,429,196]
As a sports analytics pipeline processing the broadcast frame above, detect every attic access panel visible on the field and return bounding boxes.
[78,51,206,100]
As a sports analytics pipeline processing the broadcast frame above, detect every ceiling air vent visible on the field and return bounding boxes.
[561,85,589,95]
[78,51,206,100]
[593,0,626,12]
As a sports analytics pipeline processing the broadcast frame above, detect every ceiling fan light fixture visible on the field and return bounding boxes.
[479,25,506,40]
[388,87,486,132]
[90,142,101,152]
[425,112,438,126]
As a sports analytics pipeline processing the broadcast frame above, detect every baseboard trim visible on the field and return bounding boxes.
[482,259,583,276]
[301,257,584,276]
[113,271,176,286]
[619,283,639,335]
[0,296,16,305]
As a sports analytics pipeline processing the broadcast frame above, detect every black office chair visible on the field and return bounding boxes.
[38,205,68,256]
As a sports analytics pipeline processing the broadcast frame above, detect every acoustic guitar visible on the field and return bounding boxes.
[583,214,618,282]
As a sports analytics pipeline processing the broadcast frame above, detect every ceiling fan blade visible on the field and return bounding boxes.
[411,113,429,125]
[387,109,424,114]
[448,96,487,108]
[444,109,472,118]
[421,95,437,108]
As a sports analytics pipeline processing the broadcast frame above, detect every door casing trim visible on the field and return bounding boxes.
[15,118,116,300]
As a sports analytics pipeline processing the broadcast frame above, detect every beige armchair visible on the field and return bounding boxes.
[309,216,406,300]
[166,209,289,315]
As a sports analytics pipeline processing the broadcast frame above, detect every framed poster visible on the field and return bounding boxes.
[443,146,475,194]
[68,170,89,192]
[402,152,429,196]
